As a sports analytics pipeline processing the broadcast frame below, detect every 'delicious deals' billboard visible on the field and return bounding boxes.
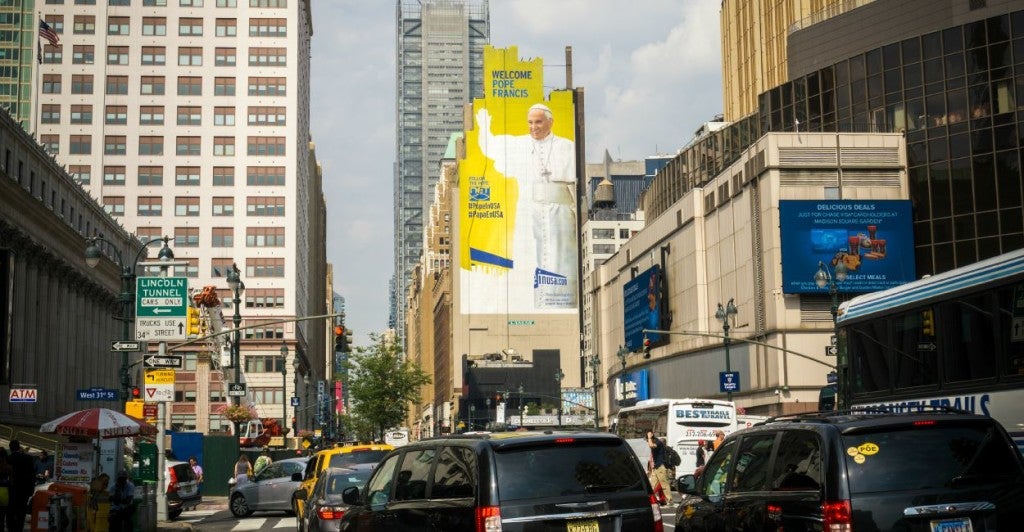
[459,46,579,315]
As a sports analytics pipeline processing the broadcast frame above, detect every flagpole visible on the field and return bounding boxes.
[33,12,40,136]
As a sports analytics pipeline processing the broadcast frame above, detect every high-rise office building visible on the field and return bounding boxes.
[0,3,39,125]
[28,0,321,432]
[393,0,489,338]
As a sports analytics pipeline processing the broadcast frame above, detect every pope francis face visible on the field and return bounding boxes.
[527,107,553,140]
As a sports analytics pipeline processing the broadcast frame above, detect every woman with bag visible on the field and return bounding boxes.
[233,455,253,486]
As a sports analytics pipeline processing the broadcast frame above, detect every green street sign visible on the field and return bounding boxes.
[136,277,188,318]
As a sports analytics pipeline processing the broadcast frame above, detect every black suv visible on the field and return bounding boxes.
[337,430,664,531]
[675,408,1024,531]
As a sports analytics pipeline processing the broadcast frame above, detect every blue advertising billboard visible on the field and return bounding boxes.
[617,369,649,407]
[623,265,662,351]
[779,200,915,294]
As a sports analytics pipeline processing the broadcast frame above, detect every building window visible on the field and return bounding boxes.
[102,196,125,216]
[43,74,62,94]
[245,356,284,373]
[215,47,236,66]
[177,76,202,96]
[103,166,126,185]
[180,0,204,6]
[106,46,127,65]
[215,77,236,96]
[214,107,235,126]
[245,257,284,277]
[175,197,200,217]
[142,17,167,36]
[176,136,201,156]
[171,259,199,278]
[212,258,233,277]
[137,228,164,244]
[69,135,91,154]
[212,227,234,247]
[72,45,96,64]
[175,166,200,186]
[42,45,62,64]
[178,47,203,66]
[213,137,235,156]
[108,16,129,35]
[246,196,285,216]
[247,166,285,186]
[248,77,286,96]
[138,196,163,217]
[174,227,200,247]
[592,228,615,239]
[179,18,203,36]
[104,135,127,155]
[249,18,286,37]
[41,135,60,154]
[247,136,285,156]
[73,15,95,34]
[247,106,285,126]
[217,0,236,6]
[249,0,286,7]
[216,18,237,37]
[109,0,130,5]
[246,227,285,247]
[69,165,91,184]
[141,46,166,66]
[213,167,235,186]
[212,197,234,216]
[71,75,93,94]
[140,106,165,125]
[176,106,202,126]
[139,136,164,156]
[248,47,286,67]
[244,320,283,340]
[141,76,165,95]
[245,288,284,308]
[105,75,127,95]
[41,105,60,124]
[104,105,125,125]
[138,166,163,186]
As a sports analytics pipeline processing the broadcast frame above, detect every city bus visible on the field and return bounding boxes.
[615,398,737,477]
[836,248,1024,452]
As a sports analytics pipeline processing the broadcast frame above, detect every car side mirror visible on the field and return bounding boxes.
[291,472,302,482]
[341,486,360,505]
[677,474,697,494]
[294,489,307,501]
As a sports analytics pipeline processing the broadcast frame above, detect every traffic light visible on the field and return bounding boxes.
[187,307,201,336]
[921,309,935,337]
[131,386,141,400]
[642,335,652,359]
[334,325,347,352]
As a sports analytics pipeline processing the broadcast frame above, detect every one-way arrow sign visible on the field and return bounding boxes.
[111,341,143,352]
[144,354,183,369]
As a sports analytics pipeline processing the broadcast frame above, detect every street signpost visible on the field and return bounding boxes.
[143,354,183,369]
[227,383,247,397]
[111,341,144,352]
[291,396,300,407]
[719,371,740,394]
[77,388,118,401]
[144,368,175,402]
[135,277,188,341]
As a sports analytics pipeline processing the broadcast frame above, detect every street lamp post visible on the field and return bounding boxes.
[715,298,738,402]
[554,369,564,426]
[280,342,288,441]
[616,345,629,406]
[815,260,848,407]
[85,235,174,406]
[485,398,491,429]
[588,355,600,428]
[291,357,300,438]
[226,263,245,445]
[469,404,475,431]
[518,384,525,427]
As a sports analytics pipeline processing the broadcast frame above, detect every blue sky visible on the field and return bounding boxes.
[309,1,722,347]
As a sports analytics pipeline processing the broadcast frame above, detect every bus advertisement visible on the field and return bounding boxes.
[615,398,737,477]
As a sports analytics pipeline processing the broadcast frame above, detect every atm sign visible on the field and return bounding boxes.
[9,388,38,403]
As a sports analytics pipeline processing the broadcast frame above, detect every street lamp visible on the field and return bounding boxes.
[85,235,174,405]
[280,342,288,440]
[715,298,738,402]
[291,357,300,437]
[554,369,564,426]
[226,263,244,445]
[588,354,600,428]
[815,260,848,408]
[616,345,630,406]
[518,383,525,427]
[469,404,475,431]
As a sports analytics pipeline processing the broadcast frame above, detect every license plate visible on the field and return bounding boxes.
[930,517,973,532]
[566,519,599,532]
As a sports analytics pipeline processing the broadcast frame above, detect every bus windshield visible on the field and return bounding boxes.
[616,398,737,476]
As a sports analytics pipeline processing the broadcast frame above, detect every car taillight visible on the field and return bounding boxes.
[650,494,664,532]
[554,438,575,444]
[316,506,346,520]
[823,500,852,532]
[475,505,501,532]
[913,420,936,427]
[167,468,178,494]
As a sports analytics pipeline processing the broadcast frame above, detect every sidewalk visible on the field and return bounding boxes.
[155,496,228,531]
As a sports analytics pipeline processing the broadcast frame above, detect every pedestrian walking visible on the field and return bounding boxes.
[695,439,707,468]
[0,448,12,531]
[108,470,135,532]
[646,431,673,506]
[234,455,253,486]
[189,456,204,493]
[6,441,34,532]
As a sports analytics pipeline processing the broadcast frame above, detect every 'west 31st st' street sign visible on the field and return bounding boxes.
[135,277,187,341]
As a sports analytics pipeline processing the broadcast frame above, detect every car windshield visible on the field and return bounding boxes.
[494,440,646,501]
[325,469,372,495]
[842,422,1024,493]
[329,451,388,468]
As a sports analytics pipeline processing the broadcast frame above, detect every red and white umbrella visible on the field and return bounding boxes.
[40,407,157,439]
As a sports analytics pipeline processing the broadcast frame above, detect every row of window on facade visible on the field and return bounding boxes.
[71,165,285,186]
[111,256,289,279]
[41,104,287,127]
[43,74,286,96]
[42,0,287,9]
[102,195,285,216]
[45,15,288,37]
[39,134,287,157]
[41,44,288,67]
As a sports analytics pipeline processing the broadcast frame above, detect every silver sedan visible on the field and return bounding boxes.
[230,457,309,517]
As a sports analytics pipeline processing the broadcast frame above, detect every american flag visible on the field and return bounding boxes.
[39,20,59,46]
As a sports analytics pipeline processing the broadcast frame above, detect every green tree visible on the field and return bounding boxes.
[345,334,431,440]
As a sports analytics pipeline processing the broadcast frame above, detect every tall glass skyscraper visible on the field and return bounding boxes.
[393,0,489,336]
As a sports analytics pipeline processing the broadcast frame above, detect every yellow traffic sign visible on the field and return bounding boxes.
[125,399,144,418]
[145,369,175,385]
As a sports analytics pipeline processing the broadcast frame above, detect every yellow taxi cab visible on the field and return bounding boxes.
[292,443,394,522]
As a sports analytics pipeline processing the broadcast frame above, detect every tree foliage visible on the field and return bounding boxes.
[344,334,431,440]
